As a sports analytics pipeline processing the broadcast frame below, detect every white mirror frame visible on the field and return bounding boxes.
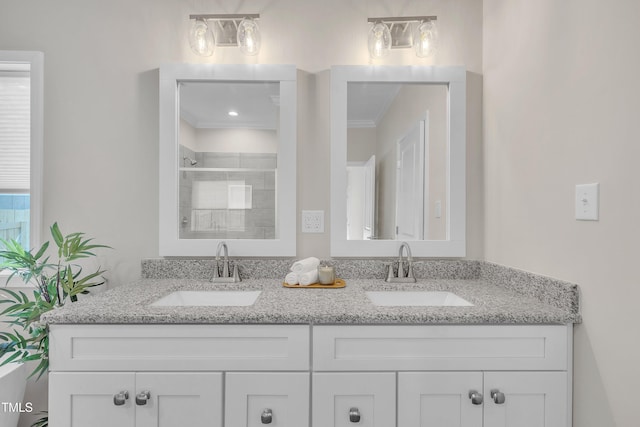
[330,65,466,257]
[159,64,297,256]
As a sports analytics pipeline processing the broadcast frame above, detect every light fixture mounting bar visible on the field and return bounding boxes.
[188,14,261,47]
[367,16,436,24]
[190,14,260,20]
[367,16,438,50]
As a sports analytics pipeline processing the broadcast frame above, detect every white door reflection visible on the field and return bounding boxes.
[346,155,375,240]
[396,117,426,241]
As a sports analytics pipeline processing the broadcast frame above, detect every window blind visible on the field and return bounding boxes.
[0,70,30,191]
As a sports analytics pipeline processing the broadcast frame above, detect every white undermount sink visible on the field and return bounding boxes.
[151,291,261,307]
[366,291,473,307]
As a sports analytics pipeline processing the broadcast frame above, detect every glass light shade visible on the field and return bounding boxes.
[189,18,215,56]
[237,18,261,56]
[368,22,391,58]
[414,20,438,58]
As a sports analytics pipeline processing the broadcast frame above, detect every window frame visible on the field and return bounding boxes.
[0,51,44,286]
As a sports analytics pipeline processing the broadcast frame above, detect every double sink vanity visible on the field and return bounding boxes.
[42,63,579,426]
[43,259,579,427]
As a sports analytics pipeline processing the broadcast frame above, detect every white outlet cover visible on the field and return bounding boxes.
[575,183,599,221]
[301,210,325,233]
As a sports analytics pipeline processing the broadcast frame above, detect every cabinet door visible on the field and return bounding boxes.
[398,372,483,427]
[226,372,310,427]
[484,372,568,427]
[49,372,135,427]
[135,372,223,427]
[313,372,396,427]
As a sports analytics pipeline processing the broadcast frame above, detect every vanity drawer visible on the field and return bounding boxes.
[313,324,570,371]
[50,324,310,371]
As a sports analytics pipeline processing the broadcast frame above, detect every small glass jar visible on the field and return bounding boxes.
[317,265,336,285]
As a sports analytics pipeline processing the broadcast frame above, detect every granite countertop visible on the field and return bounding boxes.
[41,277,580,325]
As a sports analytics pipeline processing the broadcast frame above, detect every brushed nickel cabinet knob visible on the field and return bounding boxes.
[349,407,361,423]
[468,390,484,405]
[135,390,151,405]
[491,389,506,404]
[261,408,273,424]
[113,391,129,406]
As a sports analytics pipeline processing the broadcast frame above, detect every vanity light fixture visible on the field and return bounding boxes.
[368,22,392,58]
[367,16,438,59]
[237,18,261,56]
[414,19,438,57]
[188,18,215,56]
[188,14,261,57]
[228,110,239,117]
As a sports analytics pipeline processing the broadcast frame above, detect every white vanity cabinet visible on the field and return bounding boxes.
[312,372,396,426]
[49,372,223,427]
[226,372,309,427]
[397,371,567,427]
[398,372,484,427]
[48,324,310,427]
[481,371,568,427]
[48,323,572,427]
[313,325,572,427]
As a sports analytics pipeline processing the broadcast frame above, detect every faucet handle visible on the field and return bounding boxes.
[386,263,395,281]
[212,260,220,279]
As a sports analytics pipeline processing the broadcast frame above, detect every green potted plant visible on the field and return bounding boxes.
[0,223,110,427]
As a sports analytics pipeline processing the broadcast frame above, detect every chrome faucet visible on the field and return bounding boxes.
[385,241,417,282]
[211,241,241,282]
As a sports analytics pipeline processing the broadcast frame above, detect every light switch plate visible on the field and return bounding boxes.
[434,200,442,219]
[575,183,599,221]
[301,210,324,233]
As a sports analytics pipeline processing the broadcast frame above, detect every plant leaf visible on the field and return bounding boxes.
[51,222,64,249]
[33,241,50,261]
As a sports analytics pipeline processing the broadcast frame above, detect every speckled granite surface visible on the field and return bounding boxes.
[140,258,578,311]
[479,262,580,317]
[42,268,580,325]
[141,258,483,280]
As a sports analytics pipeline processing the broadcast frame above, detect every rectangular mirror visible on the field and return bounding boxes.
[347,82,448,241]
[160,65,296,256]
[331,66,466,257]
[179,81,278,240]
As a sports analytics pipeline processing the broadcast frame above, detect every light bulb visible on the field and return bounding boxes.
[368,22,391,58]
[414,20,438,58]
[189,18,215,56]
[237,18,261,56]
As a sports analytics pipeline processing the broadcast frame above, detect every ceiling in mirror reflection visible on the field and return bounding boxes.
[179,81,280,129]
[347,83,401,128]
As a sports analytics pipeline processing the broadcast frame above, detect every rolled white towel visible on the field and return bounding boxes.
[284,272,299,285]
[291,257,320,274]
[298,270,318,286]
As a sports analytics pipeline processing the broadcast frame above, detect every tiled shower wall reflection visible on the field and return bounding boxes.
[179,146,277,240]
